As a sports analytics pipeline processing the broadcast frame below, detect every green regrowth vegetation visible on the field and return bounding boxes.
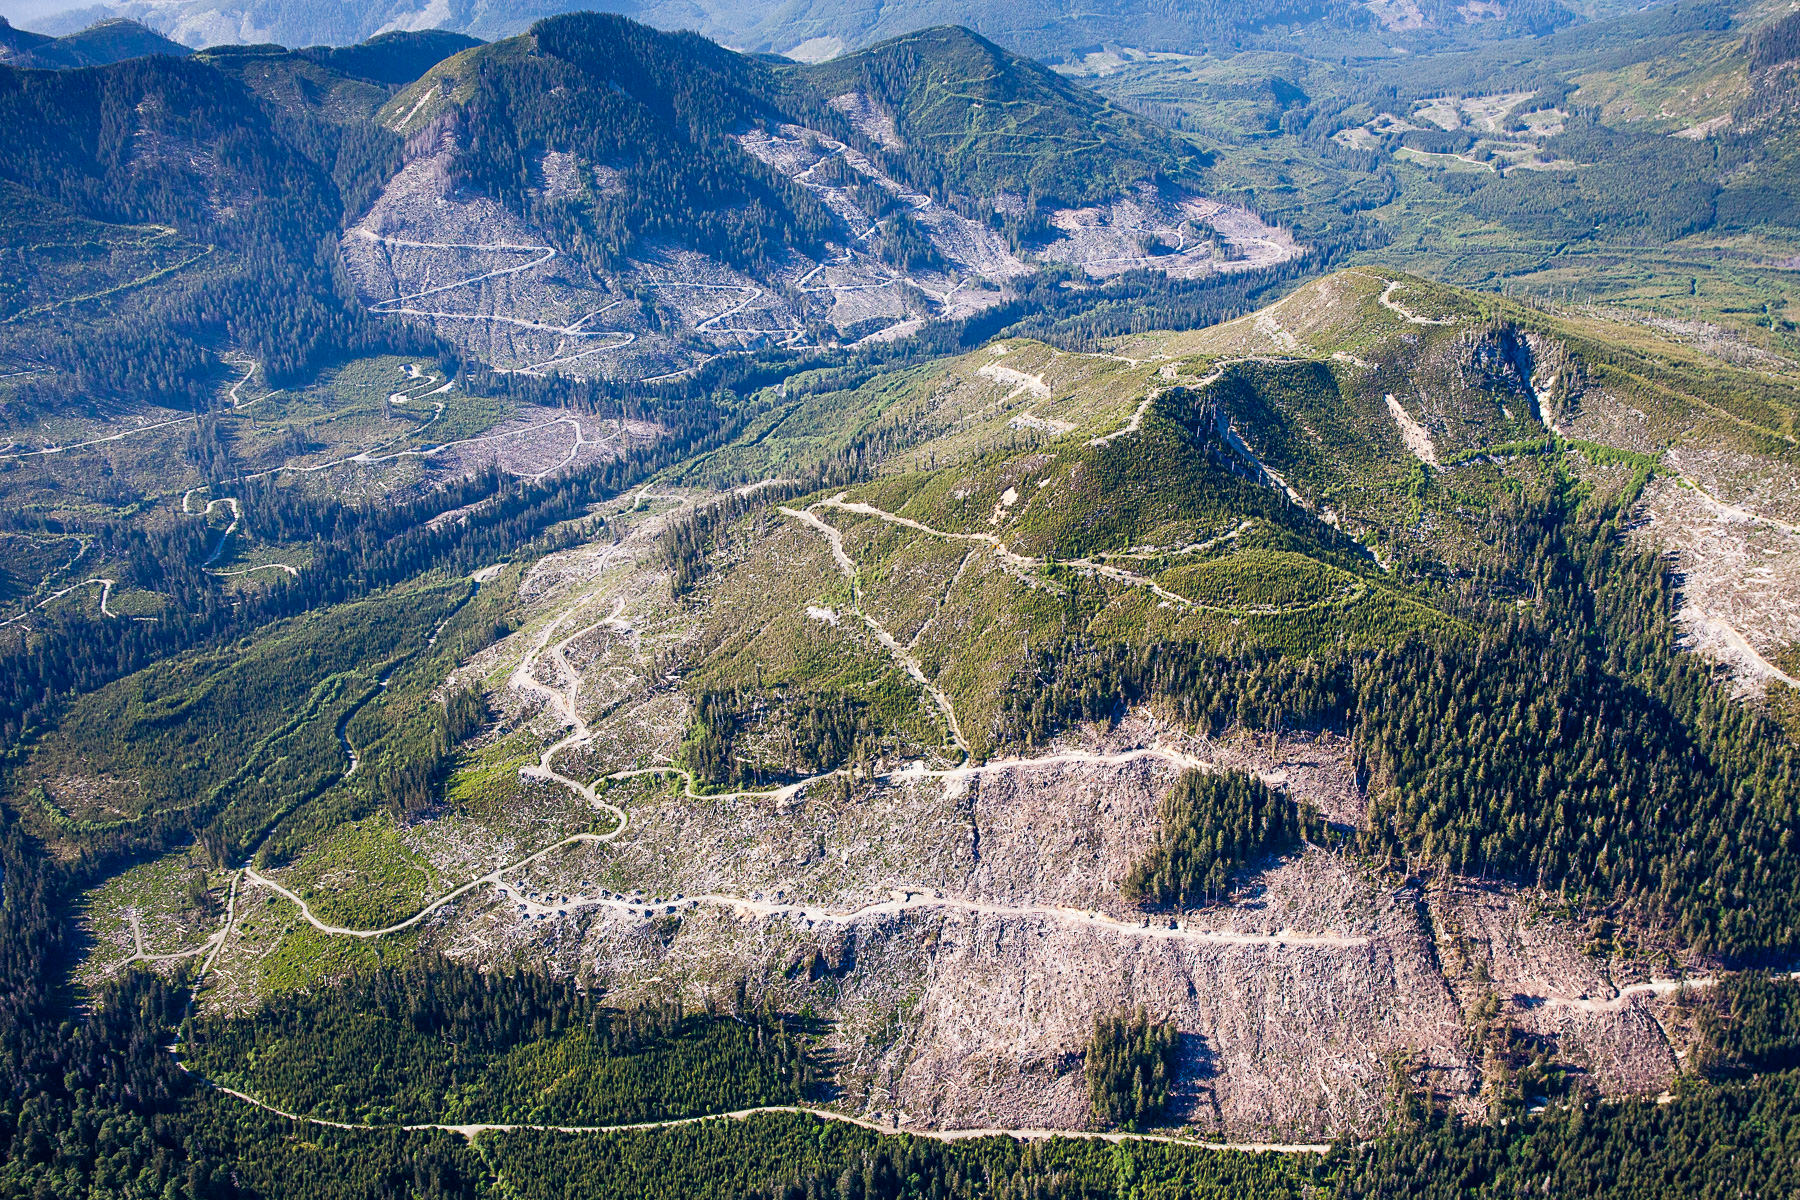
[848,400,1313,561]
[1158,549,1352,610]
[186,959,817,1126]
[1122,769,1325,909]
[1083,1006,1181,1132]
[264,812,433,928]
[27,581,464,826]
[250,917,418,996]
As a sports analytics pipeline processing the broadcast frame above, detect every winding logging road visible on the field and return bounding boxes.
[154,488,1738,1156]
[187,1078,1335,1153]
[229,518,1356,951]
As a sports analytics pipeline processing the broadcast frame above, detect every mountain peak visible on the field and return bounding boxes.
[1,14,190,67]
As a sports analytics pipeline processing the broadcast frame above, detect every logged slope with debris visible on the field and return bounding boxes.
[48,268,1798,1153]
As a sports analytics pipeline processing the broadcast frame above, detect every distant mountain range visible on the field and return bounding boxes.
[12,0,1589,60]
[348,16,1294,380]
[0,11,1294,400]
[0,13,186,65]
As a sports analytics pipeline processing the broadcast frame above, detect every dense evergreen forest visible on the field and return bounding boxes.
[1353,482,1800,958]
[1121,770,1326,908]
[1694,973,1800,1077]
[294,30,483,85]
[438,15,843,274]
[186,961,818,1125]
[1083,1008,1181,1131]
[481,1069,1800,1200]
[1747,7,1800,72]
[0,53,419,402]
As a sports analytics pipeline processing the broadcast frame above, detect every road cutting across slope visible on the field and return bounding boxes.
[241,549,644,936]
[209,562,301,579]
[1534,971,1800,1014]
[237,403,623,485]
[1376,277,1459,326]
[0,358,279,465]
[109,870,242,979]
[241,730,1335,945]
[0,410,201,462]
[802,494,1359,618]
[199,497,242,565]
[251,840,1371,947]
[353,231,639,368]
[0,575,127,627]
[181,1078,1335,1153]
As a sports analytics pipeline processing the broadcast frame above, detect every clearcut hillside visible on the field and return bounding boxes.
[349,16,1299,382]
[38,268,1800,1154]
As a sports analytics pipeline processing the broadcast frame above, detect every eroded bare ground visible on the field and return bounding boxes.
[1040,186,1302,280]
[175,486,1704,1142]
[433,408,658,480]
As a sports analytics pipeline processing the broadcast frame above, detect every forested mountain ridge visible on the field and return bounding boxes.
[0,12,1301,402]
[795,24,1207,209]
[185,31,484,128]
[17,0,1601,60]
[1,207,1799,1194]
[0,25,509,418]
[372,14,851,270]
[0,45,433,414]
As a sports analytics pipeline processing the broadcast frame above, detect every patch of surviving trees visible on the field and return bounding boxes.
[1123,770,1328,909]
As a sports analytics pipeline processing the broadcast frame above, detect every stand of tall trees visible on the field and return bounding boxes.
[1122,770,1326,908]
[1084,1007,1181,1131]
